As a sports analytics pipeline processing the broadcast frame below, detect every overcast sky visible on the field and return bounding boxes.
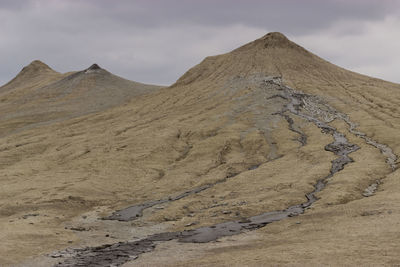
[1,0,399,86]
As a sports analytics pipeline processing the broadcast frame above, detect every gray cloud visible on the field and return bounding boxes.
[0,0,399,86]
[78,0,398,32]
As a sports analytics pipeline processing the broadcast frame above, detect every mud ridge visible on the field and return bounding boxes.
[104,184,214,221]
[55,77,361,267]
[105,165,261,221]
[339,114,397,170]
[266,77,397,196]
[105,155,283,222]
[274,113,307,146]
[334,105,397,196]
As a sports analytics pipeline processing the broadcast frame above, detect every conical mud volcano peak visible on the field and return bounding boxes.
[27,59,51,68]
[0,60,59,91]
[20,60,55,74]
[87,63,101,70]
[261,32,289,44]
[174,32,352,88]
[234,31,309,53]
[84,63,105,74]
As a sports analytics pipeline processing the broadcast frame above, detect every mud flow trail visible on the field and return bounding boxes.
[54,77,396,267]
[268,77,397,194]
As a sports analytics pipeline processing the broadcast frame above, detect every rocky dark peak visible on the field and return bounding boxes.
[87,64,101,71]
[82,63,105,75]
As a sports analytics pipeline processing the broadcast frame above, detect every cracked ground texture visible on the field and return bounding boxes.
[1,32,400,266]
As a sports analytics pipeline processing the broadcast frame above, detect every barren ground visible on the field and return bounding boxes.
[1,33,399,266]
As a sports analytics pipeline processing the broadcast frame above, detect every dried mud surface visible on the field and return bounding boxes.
[54,78,397,266]
[2,33,400,266]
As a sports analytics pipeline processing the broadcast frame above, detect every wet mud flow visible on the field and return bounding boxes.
[55,77,397,266]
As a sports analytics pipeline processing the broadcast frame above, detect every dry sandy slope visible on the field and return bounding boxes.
[0,61,161,137]
[0,32,399,265]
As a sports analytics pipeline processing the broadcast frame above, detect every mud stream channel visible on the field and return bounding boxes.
[54,78,396,266]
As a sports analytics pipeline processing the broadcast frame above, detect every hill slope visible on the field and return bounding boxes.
[0,61,161,136]
[1,33,400,266]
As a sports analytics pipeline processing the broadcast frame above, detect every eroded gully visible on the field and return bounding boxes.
[54,77,396,266]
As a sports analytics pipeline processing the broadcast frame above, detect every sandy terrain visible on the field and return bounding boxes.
[0,32,399,266]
